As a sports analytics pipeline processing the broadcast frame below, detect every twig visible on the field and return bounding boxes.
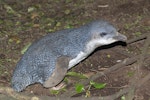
[126,33,147,44]
[125,33,150,100]
[137,72,150,88]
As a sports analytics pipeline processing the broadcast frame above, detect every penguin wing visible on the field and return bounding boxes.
[43,56,71,88]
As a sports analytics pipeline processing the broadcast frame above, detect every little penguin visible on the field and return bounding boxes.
[11,20,127,92]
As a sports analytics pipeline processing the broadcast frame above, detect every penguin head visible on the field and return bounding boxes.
[84,20,127,53]
[89,20,127,46]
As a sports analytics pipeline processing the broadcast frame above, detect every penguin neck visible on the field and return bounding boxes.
[84,39,101,55]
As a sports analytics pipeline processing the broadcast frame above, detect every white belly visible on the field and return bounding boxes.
[68,51,87,69]
[68,39,105,69]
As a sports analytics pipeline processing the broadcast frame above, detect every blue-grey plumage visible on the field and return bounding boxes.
[11,20,127,92]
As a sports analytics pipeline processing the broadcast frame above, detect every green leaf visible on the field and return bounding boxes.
[63,77,68,83]
[28,7,36,13]
[21,43,31,54]
[4,5,15,14]
[127,71,134,77]
[0,19,3,24]
[90,81,106,89]
[56,22,61,27]
[65,24,73,29]
[64,9,70,15]
[50,88,66,95]
[121,95,126,100]
[107,54,111,58]
[75,83,85,93]
[134,32,141,36]
[66,71,87,79]
[50,89,60,95]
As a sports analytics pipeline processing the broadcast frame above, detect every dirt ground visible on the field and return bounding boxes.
[0,0,150,100]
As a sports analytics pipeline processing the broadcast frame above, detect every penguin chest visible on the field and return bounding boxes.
[68,51,87,69]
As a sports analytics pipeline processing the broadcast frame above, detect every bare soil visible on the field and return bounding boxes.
[0,0,150,100]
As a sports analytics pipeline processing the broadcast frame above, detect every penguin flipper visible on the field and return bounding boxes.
[43,56,70,88]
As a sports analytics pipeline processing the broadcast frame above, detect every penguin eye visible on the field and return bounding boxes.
[100,32,107,37]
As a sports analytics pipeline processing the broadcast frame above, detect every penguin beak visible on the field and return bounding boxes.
[113,32,127,42]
